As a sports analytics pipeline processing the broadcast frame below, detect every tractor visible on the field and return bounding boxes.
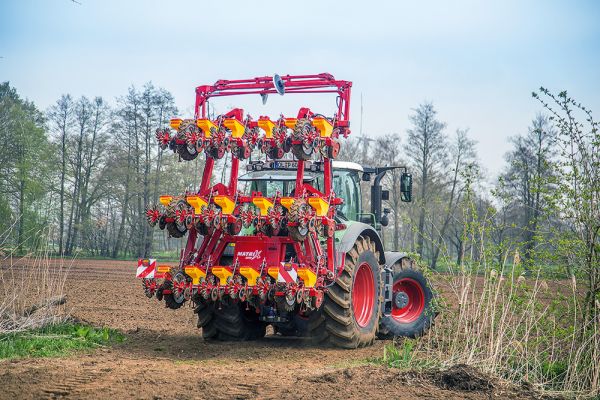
[137,73,436,348]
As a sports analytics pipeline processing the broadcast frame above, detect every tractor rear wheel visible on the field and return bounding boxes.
[274,311,327,342]
[198,301,266,341]
[378,258,435,339]
[195,301,217,339]
[322,236,382,348]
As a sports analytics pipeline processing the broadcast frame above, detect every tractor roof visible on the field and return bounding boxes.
[332,161,363,172]
[239,161,362,182]
[239,170,316,182]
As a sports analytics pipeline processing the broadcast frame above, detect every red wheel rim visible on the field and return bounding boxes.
[392,278,425,323]
[352,262,375,328]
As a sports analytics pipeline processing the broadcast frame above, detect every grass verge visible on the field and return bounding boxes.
[0,322,124,360]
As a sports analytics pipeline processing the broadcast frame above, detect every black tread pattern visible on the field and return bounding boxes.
[196,301,266,341]
[319,236,382,349]
[195,302,217,340]
[294,311,328,343]
[176,143,199,160]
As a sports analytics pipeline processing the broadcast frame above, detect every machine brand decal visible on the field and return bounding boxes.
[237,250,262,260]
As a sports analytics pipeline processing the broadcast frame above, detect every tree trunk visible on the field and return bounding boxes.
[417,166,427,260]
[59,126,66,254]
[16,176,25,252]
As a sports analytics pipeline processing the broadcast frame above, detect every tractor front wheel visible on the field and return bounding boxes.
[378,258,435,339]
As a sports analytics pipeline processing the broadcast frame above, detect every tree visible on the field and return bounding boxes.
[73,97,110,252]
[109,83,177,258]
[499,114,556,267]
[404,102,447,262]
[533,88,599,325]
[47,94,74,254]
[431,129,478,269]
[0,82,49,251]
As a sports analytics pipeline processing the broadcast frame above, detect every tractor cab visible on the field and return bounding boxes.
[240,160,361,222]
[240,160,412,230]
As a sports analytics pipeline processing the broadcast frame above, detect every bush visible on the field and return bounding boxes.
[0,322,124,359]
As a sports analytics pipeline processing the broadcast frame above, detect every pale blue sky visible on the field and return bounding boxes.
[1,0,599,177]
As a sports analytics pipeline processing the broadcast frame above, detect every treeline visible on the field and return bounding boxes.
[0,81,202,258]
[0,82,597,289]
[340,100,597,280]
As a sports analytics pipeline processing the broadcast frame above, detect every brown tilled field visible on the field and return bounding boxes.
[0,259,546,400]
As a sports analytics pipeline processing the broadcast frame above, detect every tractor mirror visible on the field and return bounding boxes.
[381,215,389,226]
[381,209,390,226]
[381,190,390,201]
[362,172,371,182]
[400,172,412,202]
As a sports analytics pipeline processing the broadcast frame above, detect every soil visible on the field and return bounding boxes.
[0,259,551,400]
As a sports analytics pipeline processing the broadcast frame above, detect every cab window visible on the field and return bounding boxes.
[333,170,360,220]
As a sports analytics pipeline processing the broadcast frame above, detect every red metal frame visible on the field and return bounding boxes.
[194,73,352,122]
[188,74,352,274]
[142,73,354,311]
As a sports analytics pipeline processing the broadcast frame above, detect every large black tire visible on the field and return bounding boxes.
[198,301,266,341]
[378,258,436,339]
[296,311,329,343]
[321,236,383,348]
[195,301,217,339]
[273,311,327,342]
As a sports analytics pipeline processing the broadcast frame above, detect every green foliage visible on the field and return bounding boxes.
[0,323,124,360]
[0,82,51,252]
[381,340,437,370]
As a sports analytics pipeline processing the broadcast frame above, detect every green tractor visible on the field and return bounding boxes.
[236,159,436,345]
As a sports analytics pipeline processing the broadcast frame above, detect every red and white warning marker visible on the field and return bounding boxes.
[277,262,298,284]
[136,259,156,279]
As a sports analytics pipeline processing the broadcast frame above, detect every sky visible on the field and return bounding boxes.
[1,0,599,179]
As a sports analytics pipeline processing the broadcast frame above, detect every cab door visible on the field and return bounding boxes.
[333,169,361,220]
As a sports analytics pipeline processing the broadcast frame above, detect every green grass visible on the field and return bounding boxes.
[62,250,180,263]
[378,341,439,370]
[0,323,125,360]
[432,261,572,280]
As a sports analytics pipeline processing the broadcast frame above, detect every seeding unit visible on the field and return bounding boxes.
[137,74,435,348]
